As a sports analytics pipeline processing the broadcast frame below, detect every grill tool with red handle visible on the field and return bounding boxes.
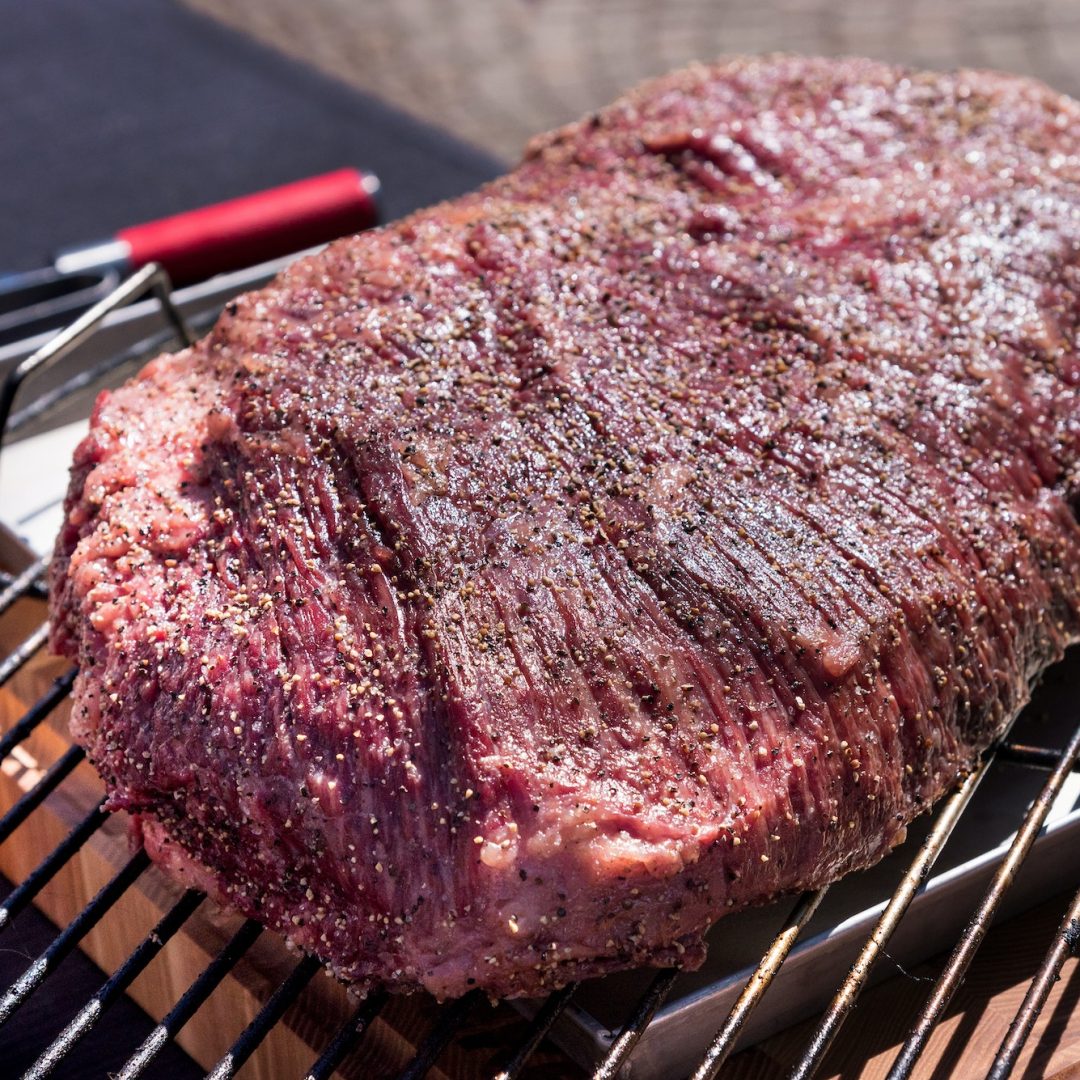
[0,168,379,346]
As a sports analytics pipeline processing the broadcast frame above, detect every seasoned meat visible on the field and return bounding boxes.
[50,56,1080,999]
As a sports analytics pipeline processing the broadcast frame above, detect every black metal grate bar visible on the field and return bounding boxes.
[691,889,827,1080]
[790,759,991,1080]
[885,722,1080,1080]
[999,742,1079,772]
[396,989,483,1080]
[0,624,48,688]
[986,884,1080,1080]
[0,850,150,1029]
[592,968,679,1080]
[117,918,264,1080]
[22,888,204,1080]
[0,799,107,933]
[204,953,322,1080]
[302,987,389,1080]
[0,670,75,765]
[493,983,580,1080]
[0,557,47,620]
[0,573,46,604]
[0,744,84,846]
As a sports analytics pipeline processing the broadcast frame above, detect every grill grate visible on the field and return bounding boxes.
[118,919,264,1080]
[0,266,1077,1079]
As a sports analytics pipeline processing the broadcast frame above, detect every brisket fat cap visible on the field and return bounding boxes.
[49,55,1080,999]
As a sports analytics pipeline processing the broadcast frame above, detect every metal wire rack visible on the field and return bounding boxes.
[0,266,1077,1079]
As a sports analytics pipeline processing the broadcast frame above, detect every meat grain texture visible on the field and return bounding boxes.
[51,57,1080,999]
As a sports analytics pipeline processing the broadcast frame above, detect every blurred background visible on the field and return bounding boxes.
[185,0,1080,160]
[6,0,1080,275]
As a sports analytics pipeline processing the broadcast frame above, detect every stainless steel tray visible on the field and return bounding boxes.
[535,651,1080,1077]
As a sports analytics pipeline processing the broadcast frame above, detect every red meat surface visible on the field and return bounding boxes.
[50,56,1080,998]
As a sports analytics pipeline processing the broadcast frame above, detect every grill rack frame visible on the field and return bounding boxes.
[0,266,1076,1079]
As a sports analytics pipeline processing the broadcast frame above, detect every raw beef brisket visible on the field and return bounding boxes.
[50,56,1080,998]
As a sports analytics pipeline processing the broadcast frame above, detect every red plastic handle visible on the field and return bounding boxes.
[118,168,378,285]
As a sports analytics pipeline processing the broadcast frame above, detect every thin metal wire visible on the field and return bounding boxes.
[117,919,263,1080]
[0,623,48,688]
[6,310,218,438]
[0,670,75,765]
[0,263,190,442]
[691,889,827,1080]
[493,983,580,1080]
[885,722,1080,1080]
[204,953,322,1080]
[0,556,47,619]
[396,989,483,1080]
[592,968,680,1080]
[149,268,194,348]
[302,987,389,1080]
[21,889,203,1080]
[790,759,992,1080]
[986,884,1080,1080]
[0,850,150,1029]
[0,799,107,933]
